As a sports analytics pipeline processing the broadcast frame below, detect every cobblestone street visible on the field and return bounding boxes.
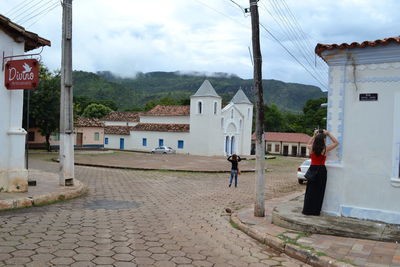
[0,154,308,266]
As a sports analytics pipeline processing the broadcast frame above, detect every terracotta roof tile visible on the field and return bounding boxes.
[102,111,141,122]
[132,123,189,133]
[104,126,133,135]
[315,36,400,57]
[252,132,311,143]
[142,105,190,116]
[0,15,51,51]
[75,117,104,127]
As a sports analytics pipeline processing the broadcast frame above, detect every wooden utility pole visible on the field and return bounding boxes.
[249,0,265,217]
[59,0,74,186]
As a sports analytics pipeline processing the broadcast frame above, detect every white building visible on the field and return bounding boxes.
[0,15,50,192]
[316,36,400,224]
[103,80,253,156]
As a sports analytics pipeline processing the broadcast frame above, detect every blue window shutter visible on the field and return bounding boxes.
[142,138,147,146]
[105,137,108,145]
[178,140,184,149]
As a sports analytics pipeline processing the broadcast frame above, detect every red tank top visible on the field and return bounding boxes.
[310,153,326,165]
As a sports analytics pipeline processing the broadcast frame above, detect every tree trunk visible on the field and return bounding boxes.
[45,134,51,152]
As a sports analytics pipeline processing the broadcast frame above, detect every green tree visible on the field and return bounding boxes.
[302,97,327,135]
[264,104,284,132]
[25,66,60,151]
[82,103,112,118]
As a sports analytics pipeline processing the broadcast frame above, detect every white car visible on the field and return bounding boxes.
[151,146,176,154]
[297,159,311,184]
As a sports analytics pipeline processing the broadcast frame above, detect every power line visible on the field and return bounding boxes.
[26,2,60,28]
[10,0,44,21]
[16,0,57,24]
[5,0,36,17]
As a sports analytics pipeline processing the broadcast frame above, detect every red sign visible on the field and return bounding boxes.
[4,59,39,90]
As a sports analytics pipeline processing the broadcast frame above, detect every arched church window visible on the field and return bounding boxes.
[231,109,233,119]
[239,119,242,129]
[247,108,250,119]
[214,101,217,115]
[198,101,202,114]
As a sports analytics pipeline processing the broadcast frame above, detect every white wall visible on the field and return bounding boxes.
[0,29,28,192]
[189,96,224,156]
[129,131,189,153]
[322,46,400,224]
[104,121,138,126]
[140,116,189,124]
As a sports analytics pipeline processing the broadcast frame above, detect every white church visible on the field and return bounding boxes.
[103,80,253,156]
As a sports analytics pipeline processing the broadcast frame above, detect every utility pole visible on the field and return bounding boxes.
[249,0,265,217]
[59,0,74,186]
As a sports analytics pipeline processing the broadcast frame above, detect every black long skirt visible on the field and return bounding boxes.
[302,165,327,216]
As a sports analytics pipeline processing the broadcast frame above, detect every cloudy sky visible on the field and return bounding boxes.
[1,0,400,90]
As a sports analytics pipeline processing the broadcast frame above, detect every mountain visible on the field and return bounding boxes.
[72,70,326,113]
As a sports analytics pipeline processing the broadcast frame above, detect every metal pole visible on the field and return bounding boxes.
[59,0,74,186]
[249,0,265,217]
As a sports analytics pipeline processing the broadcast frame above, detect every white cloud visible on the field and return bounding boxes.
[1,0,400,90]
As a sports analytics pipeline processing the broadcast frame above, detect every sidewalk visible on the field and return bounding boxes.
[231,192,400,267]
[0,169,88,211]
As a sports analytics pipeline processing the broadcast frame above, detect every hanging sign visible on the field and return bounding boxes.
[4,59,39,90]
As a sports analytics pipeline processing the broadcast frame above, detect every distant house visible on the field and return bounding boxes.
[102,80,254,156]
[27,117,104,149]
[75,117,105,148]
[252,132,311,157]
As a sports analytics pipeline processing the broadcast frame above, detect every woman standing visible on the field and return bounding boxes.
[227,154,241,187]
[302,129,339,215]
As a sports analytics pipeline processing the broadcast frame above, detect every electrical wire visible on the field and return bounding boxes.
[10,0,44,21]
[26,2,60,28]
[5,0,37,17]
[16,0,57,24]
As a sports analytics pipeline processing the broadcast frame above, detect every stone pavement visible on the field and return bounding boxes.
[0,155,308,266]
[0,169,87,211]
[72,151,259,172]
[232,192,400,267]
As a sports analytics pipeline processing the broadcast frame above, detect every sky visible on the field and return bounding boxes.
[1,0,400,90]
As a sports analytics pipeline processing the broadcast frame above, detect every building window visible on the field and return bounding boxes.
[221,118,224,129]
[239,119,242,129]
[159,139,164,147]
[214,102,217,115]
[105,137,108,145]
[231,109,234,119]
[28,131,35,142]
[267,144,272,152]
[94,132,100,141]
[178,140,184,149]
[275,144,280,152]
[248,108,251,119]
[198,101,202,114]
[142,138,147,146]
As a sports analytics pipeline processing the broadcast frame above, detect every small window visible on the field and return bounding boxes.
[105,137,109,145]
[248,108,251,119]
[221,118,224,128]
[178,140,184,149]
[267,144,272,152]
[94,132,100,141]
[159,139,164,147]
[142,138,147,146]
[239,119,242,129]
[231,109,234,119]
[275,144,280,152]
[198,101,202,114]
[28,131,35,142]
[52,132,60,141]
[214,102,217,115]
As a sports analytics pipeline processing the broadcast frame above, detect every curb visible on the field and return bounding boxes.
[230,212,353,267]
[0,179,88,211]
[51,158,257,173]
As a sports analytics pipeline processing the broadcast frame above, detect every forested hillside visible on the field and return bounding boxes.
[72,70,326,113]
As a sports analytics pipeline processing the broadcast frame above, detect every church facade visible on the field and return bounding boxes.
[103,80,253,156]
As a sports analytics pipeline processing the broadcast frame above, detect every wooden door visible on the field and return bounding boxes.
[76,133,83,147]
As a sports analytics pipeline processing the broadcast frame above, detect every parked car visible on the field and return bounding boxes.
[151,146,176,154]
[297,159,311,184]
